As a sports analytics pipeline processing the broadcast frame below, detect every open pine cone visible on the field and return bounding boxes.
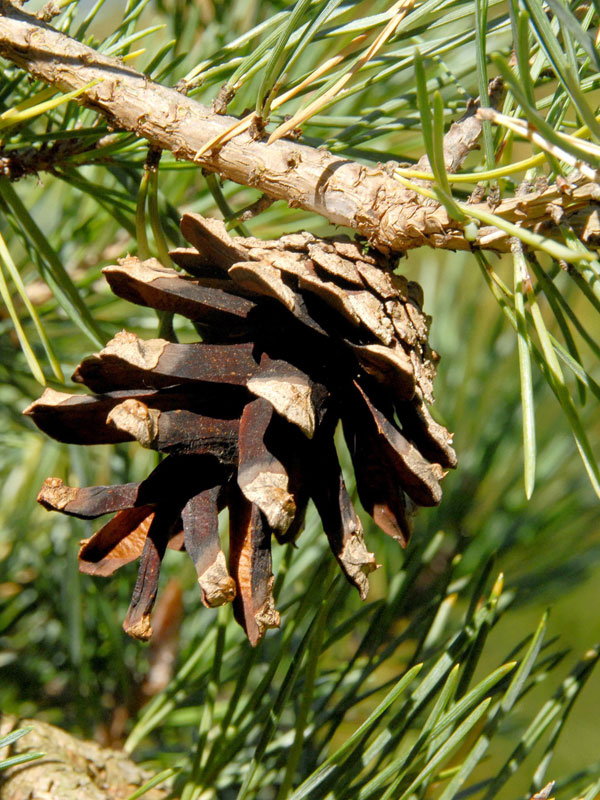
[25,214,456,645]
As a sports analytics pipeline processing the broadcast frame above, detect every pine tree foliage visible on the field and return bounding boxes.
[0,1,599,799]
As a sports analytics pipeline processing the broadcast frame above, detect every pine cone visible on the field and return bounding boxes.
[25,214,456,645]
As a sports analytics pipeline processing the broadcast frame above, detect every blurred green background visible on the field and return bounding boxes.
[1,0,599,797]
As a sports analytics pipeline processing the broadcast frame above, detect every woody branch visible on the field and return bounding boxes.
[0,0,598,255]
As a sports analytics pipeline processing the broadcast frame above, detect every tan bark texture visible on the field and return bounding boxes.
[1,0,598,255]
[0,715,167,799]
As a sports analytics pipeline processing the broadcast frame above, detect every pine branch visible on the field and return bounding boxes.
[0,0,598,256]
[0,714,168,799]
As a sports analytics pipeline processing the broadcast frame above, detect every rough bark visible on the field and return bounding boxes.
[1,0,598,254]
[0,715,167,800]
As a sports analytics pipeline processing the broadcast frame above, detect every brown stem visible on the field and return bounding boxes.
[1,1,598,253]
